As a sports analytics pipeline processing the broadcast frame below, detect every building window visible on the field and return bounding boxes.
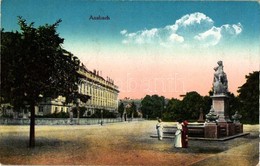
[39,106,43,112]
[55,107,58,113]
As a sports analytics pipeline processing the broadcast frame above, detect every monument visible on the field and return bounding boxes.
[204,60,243,138]
[212,60,231,123]
[153,60,245,140]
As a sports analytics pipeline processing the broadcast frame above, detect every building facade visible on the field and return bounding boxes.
[36,64,119,116]
[77,65,119,116]
[37,96,69,116]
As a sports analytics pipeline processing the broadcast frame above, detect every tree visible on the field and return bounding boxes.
[118,102,125,118]
[164,98,182,121]
[140,95,165,119]
[131,102,139,118]
[226,92,241,120]
[164,92,206,121]
[203,95,212,115]
[127,102,137,118]
[182,91,204,120]
[1,17,81,147]
[237,71,259,124]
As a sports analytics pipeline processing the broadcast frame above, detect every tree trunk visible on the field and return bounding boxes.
[77,106,80,125]
[29,102,35,147]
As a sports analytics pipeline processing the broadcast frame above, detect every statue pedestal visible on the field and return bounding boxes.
[211,94,231,123]
[227,123,236,136]
[234,123,243,133]
[204,123,219,138]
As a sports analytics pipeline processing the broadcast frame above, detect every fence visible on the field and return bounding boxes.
[0,118,145,125]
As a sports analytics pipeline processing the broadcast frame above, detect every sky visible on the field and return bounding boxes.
[2,0,260,99]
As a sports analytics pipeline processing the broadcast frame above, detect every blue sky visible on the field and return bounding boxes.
[2,1,260,44]
[2,0,260,98]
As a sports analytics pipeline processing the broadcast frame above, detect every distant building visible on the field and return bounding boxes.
[37,96,69,116]
[119,98,142,118]
[119,99,142,110]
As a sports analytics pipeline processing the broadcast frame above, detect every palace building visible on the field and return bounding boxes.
[77,64,119,116]
[35,64,119,117]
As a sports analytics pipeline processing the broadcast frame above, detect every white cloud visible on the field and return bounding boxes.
[120,29,127,35]
[169,33,184,43]
[233,23,242,34]
[194,23,242,46]
[194,26,221,46]
[121,28,159,44]
[176,12,213,27]
[220,23,242,35]
[121,12,242,48]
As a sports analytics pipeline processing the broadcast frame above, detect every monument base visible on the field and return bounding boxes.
[204,123,219,138]
[204,122,243,138]
[235,123,243,133]
[227,123,236,136]
[211,94,231,123]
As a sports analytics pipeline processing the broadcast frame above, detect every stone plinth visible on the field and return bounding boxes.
[204,123,219,138]
[217,122,236,136]
[227,123,236,136]
[217,122,227,137]
[235,123,243,133]
[211,94,231,123]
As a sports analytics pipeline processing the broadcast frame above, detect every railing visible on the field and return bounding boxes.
[0,118,145,125]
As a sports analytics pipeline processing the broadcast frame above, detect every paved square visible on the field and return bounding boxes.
[0,121,258,165]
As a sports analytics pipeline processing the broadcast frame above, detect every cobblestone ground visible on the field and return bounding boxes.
[0,121,258,165]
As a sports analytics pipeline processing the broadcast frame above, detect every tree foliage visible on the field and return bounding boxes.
[131,102,139,118]
[126,102,138,118]
[181,91,205,120]
[227,92,241,119]
[164,98,182,121]
[118,102,125,118]
[1,17,81,147]
[1,17,80,106]
[164,92,207,121]
[237,71,259,124]
[140,95,165,119]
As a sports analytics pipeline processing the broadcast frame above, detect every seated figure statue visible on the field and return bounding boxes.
[213,61,228,94]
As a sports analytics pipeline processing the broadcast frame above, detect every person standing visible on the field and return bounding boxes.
[181,120,189,148]
[174,119,182,148]
[156,119,164,140]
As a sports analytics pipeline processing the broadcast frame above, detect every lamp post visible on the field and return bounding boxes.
[76,98,80,125]
[101,109,103,125]
[76,79,84,125]
[69,106,73,125]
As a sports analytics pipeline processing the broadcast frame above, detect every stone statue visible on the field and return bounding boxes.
[213,61,228,94]
[197,108,204,123]
[232,111,242,123]
[205,105,219,123]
